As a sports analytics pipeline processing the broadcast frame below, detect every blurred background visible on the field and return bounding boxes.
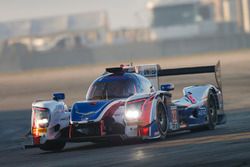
[0,0,250,111]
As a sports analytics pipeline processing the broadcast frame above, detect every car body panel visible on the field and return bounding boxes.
[28,63,226,149]
[71,100,114,122]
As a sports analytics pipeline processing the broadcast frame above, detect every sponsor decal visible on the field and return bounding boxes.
[198,107,207,116]
[170,106,178,123]
[154,131,160,136]
[77,111,99,116]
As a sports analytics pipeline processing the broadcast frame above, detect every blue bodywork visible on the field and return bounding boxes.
[71,100,113,122]
[71,73,140,123]
[177,106,208,126]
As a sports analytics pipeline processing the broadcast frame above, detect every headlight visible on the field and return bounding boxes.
[125,98,146,120]
[37,118,49,127]
[125,109,140,120]
[32,107,50,128]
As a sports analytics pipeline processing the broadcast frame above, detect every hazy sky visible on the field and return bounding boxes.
[0,0,150,29]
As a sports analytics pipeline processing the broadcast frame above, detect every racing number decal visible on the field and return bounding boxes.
[170,106,179,130]
[187,94,196,104]
[170,106,178,123]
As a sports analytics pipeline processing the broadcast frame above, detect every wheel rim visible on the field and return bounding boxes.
[157,103,167,133]
[208,96,217,125]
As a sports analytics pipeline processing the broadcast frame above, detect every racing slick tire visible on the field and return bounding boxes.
[156,101,168,139]
[206,92,217,130]
[39,140,66,151]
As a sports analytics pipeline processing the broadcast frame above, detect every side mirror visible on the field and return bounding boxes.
[53,92,65,101]
[160,83,175,91]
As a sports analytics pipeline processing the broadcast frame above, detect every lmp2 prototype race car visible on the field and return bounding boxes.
[27,62,226,151]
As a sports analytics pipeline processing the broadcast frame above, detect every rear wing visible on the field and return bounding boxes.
[158,61,222,91]
[135,61,222,91]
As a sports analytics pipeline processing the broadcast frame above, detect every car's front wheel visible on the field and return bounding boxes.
[156,101,168,139]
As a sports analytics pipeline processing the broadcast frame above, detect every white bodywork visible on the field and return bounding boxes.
[136,64,159,90]
[32,100,70,144]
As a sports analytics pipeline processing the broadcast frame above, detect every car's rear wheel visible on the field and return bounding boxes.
[206,93,217,130]
[39,140,65,151]
[156,102,168,139]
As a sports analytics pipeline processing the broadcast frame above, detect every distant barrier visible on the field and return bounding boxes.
[92,33,250,62]
[0,33,250,72]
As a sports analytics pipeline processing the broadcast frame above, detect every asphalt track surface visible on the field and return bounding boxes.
[0,108,249,167]
[1,52,250,166]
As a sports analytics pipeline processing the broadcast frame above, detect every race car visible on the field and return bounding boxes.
[27,62,226,151]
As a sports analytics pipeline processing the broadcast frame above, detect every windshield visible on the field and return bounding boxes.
[86,78,136,100]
